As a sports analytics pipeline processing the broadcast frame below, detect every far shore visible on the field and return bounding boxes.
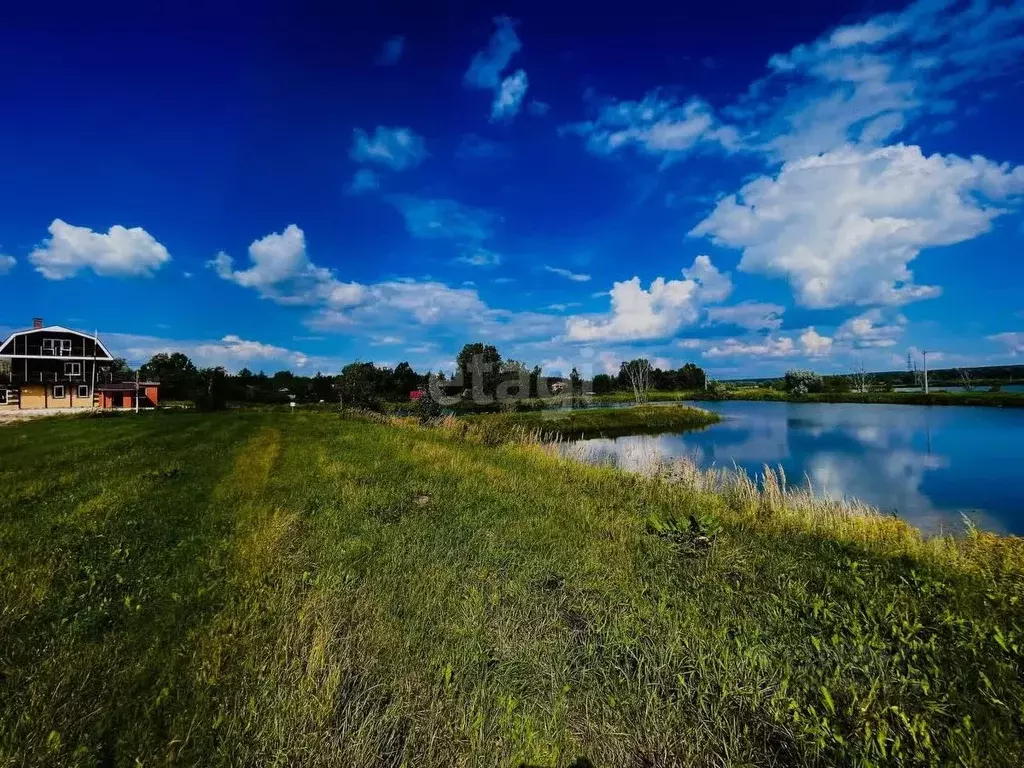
[590,387,1024,408]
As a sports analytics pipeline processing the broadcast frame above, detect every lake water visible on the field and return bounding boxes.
[563,401,1024,536]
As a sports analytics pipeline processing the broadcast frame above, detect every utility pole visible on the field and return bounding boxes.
[91,330,98,410]
[922,350,930,394]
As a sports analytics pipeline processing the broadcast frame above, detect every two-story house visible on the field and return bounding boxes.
[0,318,158,411]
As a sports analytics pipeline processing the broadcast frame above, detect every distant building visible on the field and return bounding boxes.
[0,318,159,411]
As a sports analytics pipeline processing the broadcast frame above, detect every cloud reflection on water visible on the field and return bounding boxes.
[562,401,1018,535]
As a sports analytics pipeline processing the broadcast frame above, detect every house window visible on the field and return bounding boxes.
[43,339,72,356]
[65,362,82,376]
[53,385,66,399]
[0,390,7,405]
[78,384,90,398]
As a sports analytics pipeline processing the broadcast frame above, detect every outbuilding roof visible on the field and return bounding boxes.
[96,382,160,391]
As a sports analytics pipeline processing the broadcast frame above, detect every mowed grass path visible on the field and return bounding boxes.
[1,412,1022,766]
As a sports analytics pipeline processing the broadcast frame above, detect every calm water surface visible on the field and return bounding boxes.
[563,401,1024,535]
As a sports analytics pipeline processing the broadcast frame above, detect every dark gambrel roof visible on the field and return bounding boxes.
[0,325,114,360]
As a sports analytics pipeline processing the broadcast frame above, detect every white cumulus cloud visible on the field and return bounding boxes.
[195,335,310,369]
[29,219,171,280]
[704,336,798,359]
[738,0,1024,161]
[704,326,835,360]
[207,226,565,351]
[103,332,322,373]
[209,224,366,309]
[835,308,906,348]
[800,327,833,357]
[691,144,1024,308]
[0,253,14,275]
[565,255,731,342]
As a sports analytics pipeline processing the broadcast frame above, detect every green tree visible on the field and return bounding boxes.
[107,357,135,382]
[339,362,384,410]
[569,367,583,397]
[309,372,337,402]
[497,359,529,402]
[679,362,706,390]
[139,352,199,400]
[194,367,228,411]
[391,362,421,400]
[528,365,542,399]
[456,343,502,401]
[592,373,615,395]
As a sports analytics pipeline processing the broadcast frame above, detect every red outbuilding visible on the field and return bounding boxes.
[96,382,160,410]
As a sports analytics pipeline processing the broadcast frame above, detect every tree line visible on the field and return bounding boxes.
[123,343,709,410]
[738,363,1024,392]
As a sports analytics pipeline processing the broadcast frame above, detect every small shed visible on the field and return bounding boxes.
[96,382,160,409]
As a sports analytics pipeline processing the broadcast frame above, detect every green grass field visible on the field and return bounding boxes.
[2,411,1023,766]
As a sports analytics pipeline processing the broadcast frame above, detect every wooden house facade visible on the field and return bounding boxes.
[0,318,159,411]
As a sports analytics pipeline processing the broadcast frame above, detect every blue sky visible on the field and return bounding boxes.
[2,0,1023,378]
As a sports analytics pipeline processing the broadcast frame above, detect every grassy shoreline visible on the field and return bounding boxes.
[2,411,1022,765]
[458,404,721,441]
[591,387,1024,408]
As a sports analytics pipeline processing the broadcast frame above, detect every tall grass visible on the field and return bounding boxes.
[1,411,1022,766]
[559,444,1024,573]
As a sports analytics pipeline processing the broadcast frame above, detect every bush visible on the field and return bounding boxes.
[705,380,729,398]
[822,375,852,394]
[415,392,444,423]
[784,369,823,396]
